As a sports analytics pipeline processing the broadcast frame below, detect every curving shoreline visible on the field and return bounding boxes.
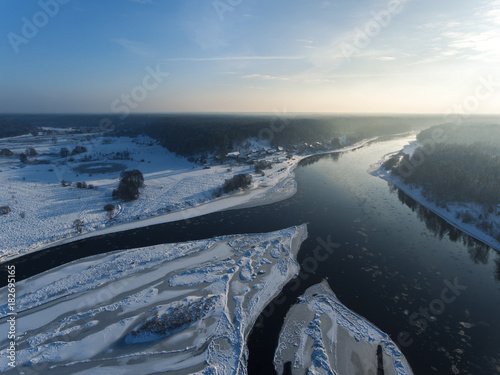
[370,148,500,253]
[2,137,379,262]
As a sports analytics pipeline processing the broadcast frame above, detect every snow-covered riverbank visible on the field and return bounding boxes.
[0,131,300,260]
[0,225,307,374]
[370,139,500,252]
[0,130,375,261]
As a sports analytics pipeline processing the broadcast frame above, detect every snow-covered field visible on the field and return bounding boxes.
[370,139,500,252]
[0,129,377,261]
[0,225,307,374]
[274,281,413,375]
[0,130,302,260]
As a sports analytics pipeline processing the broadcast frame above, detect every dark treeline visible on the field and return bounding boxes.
[0,113,447,157]
[417,123,500,153]
[0,114,124,130]
[144,116,344,156]
[386,124,500,207]
[403,143,500,205]
[140,114,437,157]
[0,119,34,138]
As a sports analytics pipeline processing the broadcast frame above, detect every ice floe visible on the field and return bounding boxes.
[274,280,413,375]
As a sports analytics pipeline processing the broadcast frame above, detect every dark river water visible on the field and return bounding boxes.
[4,135,500,375]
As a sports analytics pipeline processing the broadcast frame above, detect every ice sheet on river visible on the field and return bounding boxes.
[274,281,413,375]
[0,225,307,374]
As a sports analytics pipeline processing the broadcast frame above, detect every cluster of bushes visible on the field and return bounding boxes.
[61,180,95,189]
[71,145,87,155]
[59,146,87,158]
[0,206,11,215]
[222,173,252,193]
[104,203,116,220]
[214,173,252,197]
[25,147,37,157]
[383,154,400,171]
[455,209,499,235]
[112,150,131,160]
[254,160,272,174]
[18,147,38,164]
[113,169,144,202]
[75,181,94,189]
[73,219,84,233]
[129,296,218,339]
[60,147,70,157]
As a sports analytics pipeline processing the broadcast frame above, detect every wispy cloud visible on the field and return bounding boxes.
[481,0,500,25]
[112,38,152,56]
[413,2,500,65]
[242,74,290,81]
[241,72,336,84]
[163,56,305,61]
[376,56,396,61]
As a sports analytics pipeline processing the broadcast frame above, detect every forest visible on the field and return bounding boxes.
[0,119,34,138]
[0,113,440,158]
[140,114,435,157]
[386,124,500,207]
[417,123,500,153]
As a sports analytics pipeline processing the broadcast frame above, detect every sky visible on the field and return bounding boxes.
[1,0,499,114]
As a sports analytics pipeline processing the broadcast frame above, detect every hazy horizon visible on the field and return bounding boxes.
[2,0,500,114]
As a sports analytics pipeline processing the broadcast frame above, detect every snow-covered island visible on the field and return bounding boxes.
[0,225,307,374]
[274,281,413,375]
[370,136,500,252]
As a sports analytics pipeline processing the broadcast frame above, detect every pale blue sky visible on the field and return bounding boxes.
[1,0,499,113]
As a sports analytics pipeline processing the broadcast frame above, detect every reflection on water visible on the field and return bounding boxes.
[496,259,500,281]
[299,151,342,167]
[392,184,494,266]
